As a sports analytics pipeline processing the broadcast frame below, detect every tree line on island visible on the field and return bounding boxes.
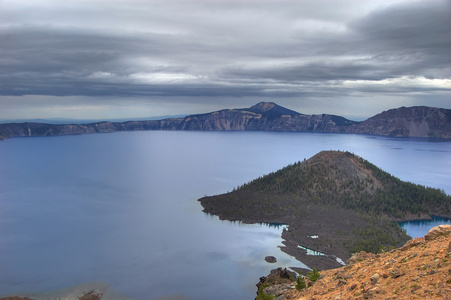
[236,151,449,219]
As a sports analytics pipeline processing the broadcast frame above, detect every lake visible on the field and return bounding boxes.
[0,131,450,299]
[399,216,451,239]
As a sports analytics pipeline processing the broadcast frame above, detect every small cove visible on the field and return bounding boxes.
[399,216,451,238]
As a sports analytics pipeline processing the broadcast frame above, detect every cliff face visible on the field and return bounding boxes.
[1,102,450,140]
[175,103,355,132]
[345,106,451,138]
[165,103,451,137]
[0,119,183,140]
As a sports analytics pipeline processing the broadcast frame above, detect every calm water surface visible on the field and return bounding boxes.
[399,217,451,238]
[0,131,450,299]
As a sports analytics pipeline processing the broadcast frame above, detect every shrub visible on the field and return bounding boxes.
[296,274,306,291]
[256,283,273,300]
[307,267,321,282]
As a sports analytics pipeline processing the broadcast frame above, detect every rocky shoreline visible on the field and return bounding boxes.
[256,225,451,299]
[200,198,409,272]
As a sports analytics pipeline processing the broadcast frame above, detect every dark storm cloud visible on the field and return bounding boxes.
[0,0,450,119]
[220,0,451,90]
[353,1,451,53]
[1,27,192,95]
[350,0,451,77]
[221,61,387,82]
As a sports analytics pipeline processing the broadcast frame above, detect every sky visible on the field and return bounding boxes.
[1,0,450,121]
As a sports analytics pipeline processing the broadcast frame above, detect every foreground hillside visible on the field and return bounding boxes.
[199,151,451,270]
[259,225,451,299]
[1,102,450,140]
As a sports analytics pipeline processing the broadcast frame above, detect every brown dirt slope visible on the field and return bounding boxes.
[262,225,451,299]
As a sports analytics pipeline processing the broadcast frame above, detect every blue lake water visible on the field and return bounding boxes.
[0,131,450,299]
[399,216,451,238]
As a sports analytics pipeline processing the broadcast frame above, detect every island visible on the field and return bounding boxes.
[198,150,451,271]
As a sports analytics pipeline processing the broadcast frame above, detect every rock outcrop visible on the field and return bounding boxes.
[265,256,278,263]
[258,225,451,299]
[424,224,451,241]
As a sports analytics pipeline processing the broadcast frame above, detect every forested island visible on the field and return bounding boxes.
[1,102,450,140]
[199,151,451,270]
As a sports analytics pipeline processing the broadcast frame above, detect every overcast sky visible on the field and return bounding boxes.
[1,0,450,121]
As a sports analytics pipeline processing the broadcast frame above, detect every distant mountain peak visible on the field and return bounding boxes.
[247,101,301,116]
[249,101,277,112]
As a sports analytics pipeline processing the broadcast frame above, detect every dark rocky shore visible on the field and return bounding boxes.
[202,200,384,271]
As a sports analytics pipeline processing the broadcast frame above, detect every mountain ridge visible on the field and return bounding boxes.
[344,105,451,138]
[1,102,450,140]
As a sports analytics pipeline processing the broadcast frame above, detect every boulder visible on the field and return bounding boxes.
[264,284,292,298]
[346,251,375,265]
[265,256,277,263]
[424,225,451,241]
[270,268,294,280]
[370,273,379,285]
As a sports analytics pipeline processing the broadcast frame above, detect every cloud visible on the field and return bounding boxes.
[343,76,451,94]
[0,0,450,119]
[350,0,451,77]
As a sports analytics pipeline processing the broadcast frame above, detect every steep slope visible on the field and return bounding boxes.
[346,106,451,138]
[259,225,451,299]
[199,151,451,270]
[246,101,302,115]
